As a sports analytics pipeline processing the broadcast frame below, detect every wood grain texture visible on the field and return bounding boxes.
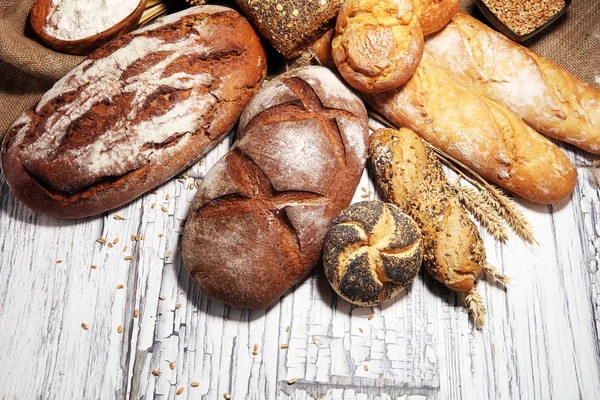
[1,124,600,400]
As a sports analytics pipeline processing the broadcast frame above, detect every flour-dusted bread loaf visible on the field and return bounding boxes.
[332,0,423,93]
[413,0,458,35]
[364,53,576,205]
[323,200,423,306]
[1,6,266,218]
[182,66,369,309]
[425,12,600,154]
[236,0,343,58]
[369,128,485,292]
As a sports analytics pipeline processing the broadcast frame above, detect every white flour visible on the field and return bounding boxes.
[44,0,140,40]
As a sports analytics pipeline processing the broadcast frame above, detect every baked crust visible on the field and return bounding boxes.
[332,0,423,94]
[182,66,369,309]
[1,6,267,218]
[414,0,458,35]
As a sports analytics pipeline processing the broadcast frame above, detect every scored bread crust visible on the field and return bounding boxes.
[369,128,485,292]
[1,6,267,218]
[364,53,576,205]
[332,0,424,94]
[425,12,600,154]
[323,200,423,306]
[182,66,369,310]
[413,0,458,35]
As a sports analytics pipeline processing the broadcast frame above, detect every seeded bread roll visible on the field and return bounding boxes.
[413,0,458,35]
[424,12,600,154]
[183,66,369,309]
[364,53,576,205]
[1,6,267,218]
[368,128,485,292]
[332,0,423,93]
[323,200,423,306]
[236,0,343,58]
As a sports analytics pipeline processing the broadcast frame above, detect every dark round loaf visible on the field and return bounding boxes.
[0,6,267,218]
[323,200,423,306]
[182,66,369,309]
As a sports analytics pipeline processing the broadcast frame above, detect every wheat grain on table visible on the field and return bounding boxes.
[0,122,599,399]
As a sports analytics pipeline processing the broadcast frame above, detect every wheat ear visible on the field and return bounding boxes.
[465,286,487,329]
[483,263,511,284]
[454,185,509,242]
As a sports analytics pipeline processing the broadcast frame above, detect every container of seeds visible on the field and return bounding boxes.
[476,0,571,42]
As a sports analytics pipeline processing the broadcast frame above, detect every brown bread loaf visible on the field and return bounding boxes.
[323,200,423,306]
[364,53,576,205]
[424,12,600,154]
[182,66,369,309]
[332,0,424,93]
[368,128,485,292]
[1,6,267,218]
[235,0,343,58]
[413,0,458,35]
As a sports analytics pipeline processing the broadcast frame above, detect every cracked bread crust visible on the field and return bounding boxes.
[0,6,267,218]
[369,128,485,292]
[332,0,423,94]
[323,200,423,306]
[182,66,369,310]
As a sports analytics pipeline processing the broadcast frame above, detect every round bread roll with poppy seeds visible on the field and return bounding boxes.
[323,200,423,306]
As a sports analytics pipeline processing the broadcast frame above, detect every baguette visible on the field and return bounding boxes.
[424,12,600,154]
[364,53,576,205]
[368,128,484,292]
[331,0,423,93]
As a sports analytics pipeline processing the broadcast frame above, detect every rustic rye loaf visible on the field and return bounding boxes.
[182,66,369,309]
[1,6,267,218]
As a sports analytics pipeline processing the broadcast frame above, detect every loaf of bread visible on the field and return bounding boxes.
[368,128,484,292]
[182,66,369,309]
[414,0,458,35]
[364,53,576,205]
[1,6,267,219]
[323,200,423,306]
[311,28,336,69]
[236,0,343,58]
[424,12,600,154]
[331,0,423,93]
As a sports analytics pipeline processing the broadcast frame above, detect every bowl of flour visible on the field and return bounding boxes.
[31,0,147,54]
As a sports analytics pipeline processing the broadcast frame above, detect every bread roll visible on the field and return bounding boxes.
[368,128,484,292]
[414,0,458,35]
[182,66,369,309]
[424,12,600,154]
[332,0,423,93]
[323,200,423,306]
[1,6,267,218]
[364,53,576,205]
[310,28,336,68]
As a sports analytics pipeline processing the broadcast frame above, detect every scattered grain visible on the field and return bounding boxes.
[281,344,289,349]
[124,256,133,261]
[252,343,259,355]
[108,243,114,248]
[113,237,119,244]
[113,215,126,220]
[134,309,140,318]
[175,303,182,309]
[123,246,128,252]
[176,387,184,395]
[81,322,88,330]
[151,203,156,209]
[285,325,291,332]
[117,284,124,289]
[312,337,322,346]
[223,393,231,400]
[364,365,369,371]
[191,381,200,387]
[165,194,170,200]
[169,361,176,370]
[117,325,123,334]
[368,313,374,320]
[161,206,168,213]
[159,295,166,300]
[56,260,63,264]
[91,265,98,269]
[96,238,107,244]
[152,369,160,376]
[359,327,364,334]
[287,378,296,385]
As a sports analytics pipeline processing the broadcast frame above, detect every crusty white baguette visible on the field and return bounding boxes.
[424,12,600,154]
[369,128,484,292]
[364,53,576,205]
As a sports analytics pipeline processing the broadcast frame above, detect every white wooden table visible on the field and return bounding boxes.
[1,121,599,400]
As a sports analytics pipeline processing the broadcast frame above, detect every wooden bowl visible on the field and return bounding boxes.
[30,0,148,55]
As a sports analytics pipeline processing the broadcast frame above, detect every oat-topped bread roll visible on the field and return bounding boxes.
[182,66,369,309]
[425,12,600,154]
[1,6,267,219]
[332,0,423,93]
[236,0,343,58]
[364,53,576,205]
[413,0,458,35]
[369,128,485,292]
[323,200,423,306]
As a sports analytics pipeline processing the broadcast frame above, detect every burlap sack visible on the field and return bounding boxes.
[0,0,598,137]
[0,0,83,136]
